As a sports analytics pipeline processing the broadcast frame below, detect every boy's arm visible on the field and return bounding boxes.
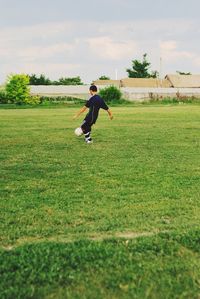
[73,106,87,120]
[107,109,113,120]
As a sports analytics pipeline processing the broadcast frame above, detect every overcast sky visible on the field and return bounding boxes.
[0,0,200,83]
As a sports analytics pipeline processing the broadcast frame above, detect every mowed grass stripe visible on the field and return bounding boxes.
[2,229,169,251]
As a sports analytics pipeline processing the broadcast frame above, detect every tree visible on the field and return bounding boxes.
[6,74,30,104]
[29,74,51,85]
[126,53,158,78]
[98,75,110,80]
[151,70,159,78]
[58,76,83,85]
[176,71,191,75]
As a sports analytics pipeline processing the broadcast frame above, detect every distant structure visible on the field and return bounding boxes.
[93,79,121,88]
[30,74,200,102]
[165,74,200,88]
[94,74,200,88]
[120,78,170,88]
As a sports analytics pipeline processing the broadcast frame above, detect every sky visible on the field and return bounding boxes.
[0,0,200,84]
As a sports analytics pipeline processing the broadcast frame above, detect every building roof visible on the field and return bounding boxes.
[94,75,200,88]
[166,74,200,88]
[121,78,171,88]
[93,80,121,88]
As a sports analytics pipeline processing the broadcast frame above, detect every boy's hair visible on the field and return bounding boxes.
[89,85,98,92]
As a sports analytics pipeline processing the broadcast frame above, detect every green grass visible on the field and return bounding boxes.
[1,231,200,299]
[0,105,200,298]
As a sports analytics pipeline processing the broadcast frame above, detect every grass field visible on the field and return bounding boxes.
[0,105,200,298]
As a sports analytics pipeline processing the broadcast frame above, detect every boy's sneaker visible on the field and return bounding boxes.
[86,140,93,144]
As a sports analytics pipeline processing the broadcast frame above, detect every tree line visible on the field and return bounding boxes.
[28,75,83,85]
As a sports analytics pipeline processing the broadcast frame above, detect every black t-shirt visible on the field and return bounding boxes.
[84,94,109,124]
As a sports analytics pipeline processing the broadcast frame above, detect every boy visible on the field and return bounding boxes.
[73,85,113,143]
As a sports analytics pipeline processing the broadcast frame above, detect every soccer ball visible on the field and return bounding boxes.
[74,127,83,137]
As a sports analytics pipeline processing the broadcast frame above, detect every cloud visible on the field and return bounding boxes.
[0,21,73,40]
[87,36,138,60]
[0,43,76,62]
[160,40,195,62]
[20,63,81,75]
[18,43,76,61]
[160,41,177,52]
[0,17,200,83]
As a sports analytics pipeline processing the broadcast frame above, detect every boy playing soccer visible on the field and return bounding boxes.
[73,85,113,143]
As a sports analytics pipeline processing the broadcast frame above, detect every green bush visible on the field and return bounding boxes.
[0,90,8,104]
[24,95,41,105]
[5,74,30,105]
[99,86,122,103]
[39,96,85,104]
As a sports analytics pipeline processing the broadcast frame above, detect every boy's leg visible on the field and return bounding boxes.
[84,131,92,143]
[81,122,92,143]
